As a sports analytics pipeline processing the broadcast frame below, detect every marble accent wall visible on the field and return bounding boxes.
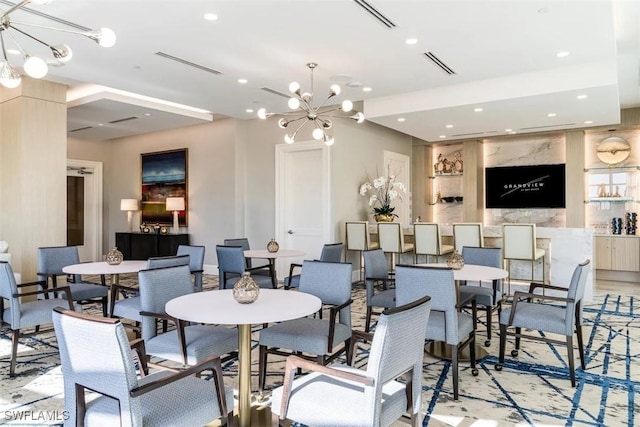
[483,133,567,227]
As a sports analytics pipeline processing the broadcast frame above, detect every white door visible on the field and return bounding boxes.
[275,141,331,279]
[384,151,411,227]
[67,159,103,262]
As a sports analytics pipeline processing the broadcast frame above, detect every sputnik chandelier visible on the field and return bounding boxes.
[257,62,364,146]
[0,0,116,89]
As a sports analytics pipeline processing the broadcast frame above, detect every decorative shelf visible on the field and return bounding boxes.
[584,165,640,172]
[584,197,635,204]
[428,173,463,179]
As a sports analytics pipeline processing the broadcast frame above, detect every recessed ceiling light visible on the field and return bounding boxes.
[97,123,104,127]
[204,13,218,21]
[331,74,352,83]
[405,38,418,45]
[362,87,372,92]
[143,113,152,117]
[474,107,483,112]
[547,113,557,117]
[346,81,363,88]
[439,135,446,139]
[584,120,593,124]
[446,124,453,128]
[397,118,406,122]
[577,94,588,100]
[509,131,517,135]
[505,128,512,132]
[246,108,254,113]
[556,51,569,58]
[238,78,248,84]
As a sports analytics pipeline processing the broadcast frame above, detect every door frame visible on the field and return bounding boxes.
[383,150,411,227]
[275,141,332,272]
[67,159,103,261]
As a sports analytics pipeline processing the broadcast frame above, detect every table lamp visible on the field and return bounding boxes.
[120,198,139,232]
[166,197,185,234]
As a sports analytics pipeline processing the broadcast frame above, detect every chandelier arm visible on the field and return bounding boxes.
[9,24,53,49]
[315,95,336,110]
[0,0,31,20]
[291,118,310,136]
[285,115,308,124]
[9,20,89,36]
[0,32,8,61]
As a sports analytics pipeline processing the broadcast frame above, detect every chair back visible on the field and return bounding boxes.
[223,238,252,268]
[0,262,21,327]
[52,308,140,427]
[299,260,352,328]
[37,246,82,283]
[377,222,405,253]
[413,223,442,256]
[367,295,431,391]
[452,223,483,253]
[503,223,536,260]
[566,260,591,331]
[363,249,388,302]
[395,265,459,344]
[319,243,344,262]
[176,245,205,272]
[146,254,190,269]
[345,221,371,251]
[138,265,194,341]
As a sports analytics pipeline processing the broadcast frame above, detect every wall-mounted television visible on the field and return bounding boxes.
[485,164,566,209]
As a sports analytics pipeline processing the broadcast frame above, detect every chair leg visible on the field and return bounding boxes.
[576,311,586,370]
[566,335,576,387]
[271,412,283,426]
[514,327,521,351]
[10,329,19,377]
[485,306,492,346]
[451,344,459,400]
[365,306,373,332]
[496,324,507,371]
[258,345,268,391]
[101,296,108,317]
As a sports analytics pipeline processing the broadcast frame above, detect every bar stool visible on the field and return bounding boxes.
[345,221,378,283]
[377,222,414,272]
[452,223,484,253]
[502,223,546,295]
[413,222,453,263]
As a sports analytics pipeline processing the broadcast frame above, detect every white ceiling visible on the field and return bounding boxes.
[3,0,640,143]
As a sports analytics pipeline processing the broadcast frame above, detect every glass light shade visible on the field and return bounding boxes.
[301,92,312,102]
[284,134,295,144]
[0,62,21,88]
[341,100,353,112]
[288,97,300,110]
[322,119,332,129]
[312,128,324,140]
[329,84,341,96]
[24,56,48,78]
[51,44,72,62]
[95,27,117,47]
[324,135,335,146]
[165,197,185,211]
[120,198,138,211]
[257,108,268,119]
[278,118,289,128]
[354,112,365,123]
[288,81,300,93]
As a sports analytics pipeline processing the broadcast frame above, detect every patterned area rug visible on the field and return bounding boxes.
[1,275,638,426]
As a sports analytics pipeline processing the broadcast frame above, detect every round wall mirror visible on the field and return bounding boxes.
[596,136,631,165]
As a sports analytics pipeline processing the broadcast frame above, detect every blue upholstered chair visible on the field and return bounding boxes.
[52,306,234,427]
[37,246,109,316]
[223,237,274,286]
[271,295,432,427]
[258,260,353,390]
[363,248,396,332]
[459,246,503,346]
[284,243,344,289]
[138,264,238,366]
[216,245,275,289]
[176,244,205,292]
[496,260,591,387]
[395,264,478,400]
[1,261,75,377]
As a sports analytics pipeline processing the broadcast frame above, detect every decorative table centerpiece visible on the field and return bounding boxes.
[359,173,406,222]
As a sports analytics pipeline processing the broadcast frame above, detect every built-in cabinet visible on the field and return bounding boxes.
[595,235,640,271]
[115,232,190,260]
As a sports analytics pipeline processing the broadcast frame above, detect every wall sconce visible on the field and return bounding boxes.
[165,197,185,234]
[120,198,138,233]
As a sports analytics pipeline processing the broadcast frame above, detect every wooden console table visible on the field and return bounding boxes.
[115,232,189,260]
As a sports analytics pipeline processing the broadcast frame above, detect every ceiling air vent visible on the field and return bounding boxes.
[261,87,290,99]
[423,52,456,75]
[520,123,574,130]
[69,126,93,133]
[154,52,222,75]
[352,0,396,28]
[108,116,139,124]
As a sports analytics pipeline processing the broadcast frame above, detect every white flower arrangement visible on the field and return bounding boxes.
[359,174,406,217]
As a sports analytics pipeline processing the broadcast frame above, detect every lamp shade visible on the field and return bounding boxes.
[120,198,139,211]
[166,197,185,211]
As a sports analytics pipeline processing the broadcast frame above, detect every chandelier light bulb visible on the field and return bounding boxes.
[322,119,332,129]
[257,108,268,119]
[0,62,21,88]
[97,27,117,47]
[284,134,295,144]
[353,112,365,124]
[51,44,72,62]
[23,55,48,78]
[324,135,335,146]
[289,81,300,93]
[278,118,289,128]
[341,100,353,112]
[312,128,324,140]
[329,84,341,97]
[301,92,312,102]
[288,97,300,110]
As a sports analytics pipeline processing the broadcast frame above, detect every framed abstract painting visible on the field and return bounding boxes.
[141,148,188,225]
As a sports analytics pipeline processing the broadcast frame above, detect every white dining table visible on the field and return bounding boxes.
[165,289,321,427]
[243,249,306,284]
[62,260,147,286]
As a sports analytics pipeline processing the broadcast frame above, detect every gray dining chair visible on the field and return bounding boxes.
[138,264,238,366]
[1,261,75,377]
[496,260,591,387]
[284,242,344,289]
[395,264,478,400]
[176,244,205,292]
[37,246,109,316]
[258,260,353,391]
[223,237,274,286]
[52,306,234,427]
[459,246,503,346]
[216,245,275,289]
[363,248,396,332]
[271,295,432,427]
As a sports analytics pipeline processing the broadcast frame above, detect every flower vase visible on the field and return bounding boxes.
[374,214,394,222]
[267,238,279,253]
[233,272,260,304]
[106,247,123,265]
[446,250,465,270]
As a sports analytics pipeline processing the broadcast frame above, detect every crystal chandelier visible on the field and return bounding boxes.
[257,62,364,146]
[0,0,116,89]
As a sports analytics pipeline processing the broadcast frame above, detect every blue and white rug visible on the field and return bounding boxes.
[0,276,638,426]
